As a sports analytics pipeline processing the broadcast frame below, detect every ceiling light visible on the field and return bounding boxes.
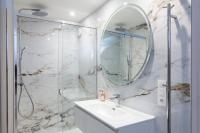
[69,11,76,17]
[123,2,128,5]
[97,18,101,22]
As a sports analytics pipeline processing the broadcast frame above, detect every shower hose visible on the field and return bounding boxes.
[18,47,35,118]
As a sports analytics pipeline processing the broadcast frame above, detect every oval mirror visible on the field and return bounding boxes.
[100,4,153,86]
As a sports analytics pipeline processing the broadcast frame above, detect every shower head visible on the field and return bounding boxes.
[30,9,41,12]
[115,27,127,32]
[18,8,48,17]
[115,23,127,32]
[18,8,40,13]
[32,11,48,17]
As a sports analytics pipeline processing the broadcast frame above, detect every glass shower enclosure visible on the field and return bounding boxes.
[16,16,97,133]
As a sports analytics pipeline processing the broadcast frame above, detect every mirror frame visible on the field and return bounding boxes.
[100,4,154,86]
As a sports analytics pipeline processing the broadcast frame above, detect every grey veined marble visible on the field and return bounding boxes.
[16,0,191,133]
[17,17,97,133]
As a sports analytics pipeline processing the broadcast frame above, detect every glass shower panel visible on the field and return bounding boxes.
[170,15,191,133]
[17,17,61,133]
[17,17,97,133]
[59,25,97,132]
[78,27,97,97]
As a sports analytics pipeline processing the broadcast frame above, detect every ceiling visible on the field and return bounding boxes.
[14,0,109,22]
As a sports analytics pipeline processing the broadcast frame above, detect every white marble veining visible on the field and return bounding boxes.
[81,0,191,133]
[17,0,191,133]
[17,17,96,133]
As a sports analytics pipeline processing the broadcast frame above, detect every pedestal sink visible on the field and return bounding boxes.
[74,99,155,133]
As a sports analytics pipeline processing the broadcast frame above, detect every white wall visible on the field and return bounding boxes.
[81,0,191,133]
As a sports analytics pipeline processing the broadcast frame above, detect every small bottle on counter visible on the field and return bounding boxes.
[99,89,106,101]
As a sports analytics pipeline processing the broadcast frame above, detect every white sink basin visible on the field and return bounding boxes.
[90,103,130,121]
[75,99,156,133]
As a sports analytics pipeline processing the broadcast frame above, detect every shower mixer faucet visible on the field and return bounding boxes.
[109,94,121,107]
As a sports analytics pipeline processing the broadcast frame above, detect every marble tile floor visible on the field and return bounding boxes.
[64,128,83,133]
[36,127,82,133]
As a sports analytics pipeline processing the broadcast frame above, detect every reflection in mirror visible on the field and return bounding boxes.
[100,5,153,86]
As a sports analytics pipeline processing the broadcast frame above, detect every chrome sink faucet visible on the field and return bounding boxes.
[109,94,121,107]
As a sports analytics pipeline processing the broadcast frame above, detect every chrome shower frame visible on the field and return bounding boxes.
[165,3,177,133]
[14,14,98,133]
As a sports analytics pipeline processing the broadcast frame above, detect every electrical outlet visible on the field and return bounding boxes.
[157,80,167,106]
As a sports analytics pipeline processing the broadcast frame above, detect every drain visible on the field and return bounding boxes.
[112,107,116,111]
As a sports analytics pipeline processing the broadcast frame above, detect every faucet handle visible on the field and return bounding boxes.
[109,94,121,100]
[113,94,120,98]
[111,94,121,108]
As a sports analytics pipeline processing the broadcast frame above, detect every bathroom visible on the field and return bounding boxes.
[0,0,194,133]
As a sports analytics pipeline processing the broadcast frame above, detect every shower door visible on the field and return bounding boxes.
[17,17,97,133]
[59,24,97,133]
[17,17,62,133]
[165,2,191,133]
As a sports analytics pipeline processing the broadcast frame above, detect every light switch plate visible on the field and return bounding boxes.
[157,80,167,106]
